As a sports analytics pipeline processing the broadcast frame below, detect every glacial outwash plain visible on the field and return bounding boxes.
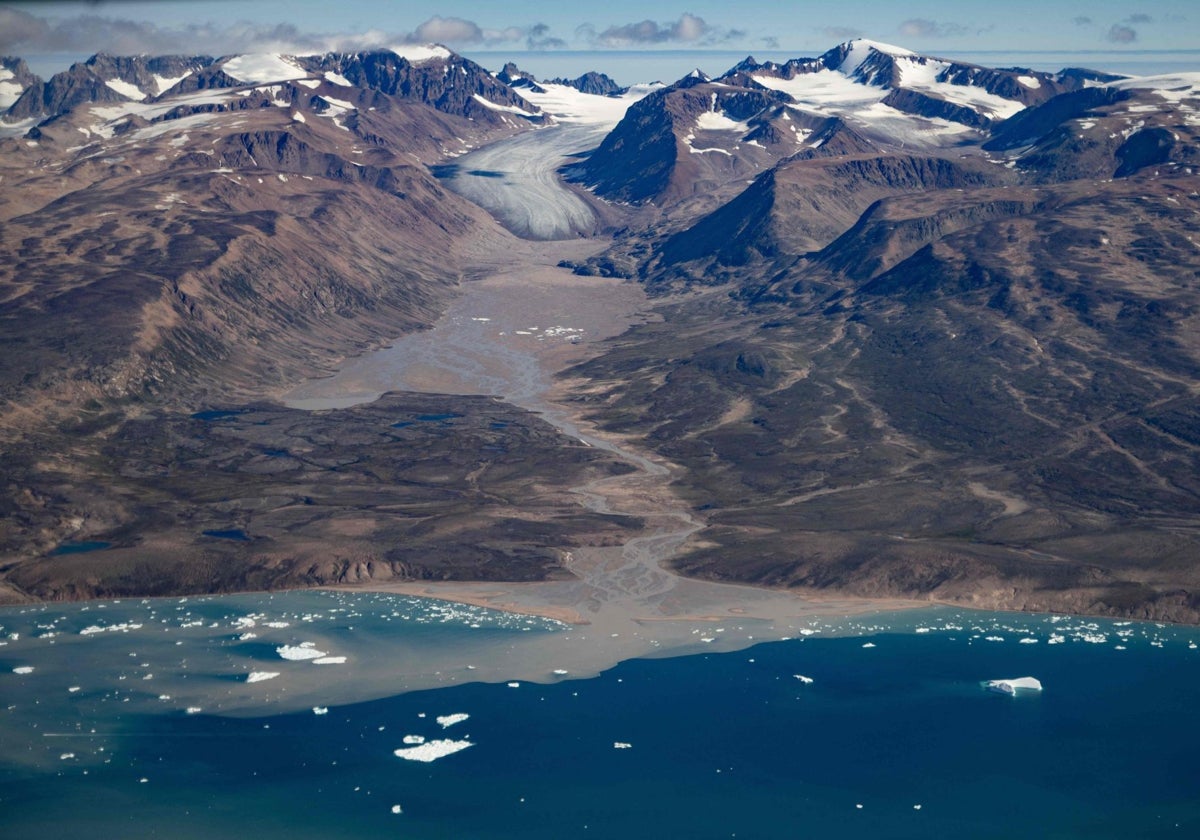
[3,39,1200,630]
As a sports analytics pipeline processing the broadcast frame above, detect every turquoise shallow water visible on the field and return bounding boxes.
[1,593,1198,839]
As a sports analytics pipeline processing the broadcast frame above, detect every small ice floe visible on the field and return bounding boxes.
[984,677,1043,696]
[264,621,290,629]
[553,669,569,675]
[1019,637,1039,644]
[507,682,520,688]
[185,707,202,714]
[436,713,469,729]
[311,656,347,665]
[60,753,75,760]
[276,643,327,661]
[246,671,280,683]
[470,317,491,322]
[158,694,171,701]
[984,636,1005,642]
[913,804,923,810]
[793,675,814,684]
[12,666,33,674]
[68,686,81,693]
[613,742,632,749]
[312,706,329,715]
[1190,642,1197,650]
[402,735,426,745]
[238,632,258,641]
[139,778,149,784]
[393,739,473,763]
[1048,634,1065,645]
[862,643,876,649]
[391,804,403,815]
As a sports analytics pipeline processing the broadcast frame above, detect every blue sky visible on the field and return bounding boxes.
[2,1,1196,79]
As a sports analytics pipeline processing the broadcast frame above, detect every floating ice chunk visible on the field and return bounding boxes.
[246,671,280,683]
[402,735,426,745]
[553,669,569,675]
[613,742,632,749]
[1019,638,1039,644]
[391,804,403,815]
[264,621,290,628]
[185,707,202,714]
[12,666,33,674]
[60,753,75,760]
[68,686,81,693]
[276,643,328,661]
[862,643,876,649]
[233,617,257,629]
[238,632,258,640]
[393,739,473,763]
[436,713,469,729]
[312,706,329,715]
[984,677,1043,695]
[793,675,814,684]
[913,804,923,810]
[507,682,520,688]
[311,656,347,665]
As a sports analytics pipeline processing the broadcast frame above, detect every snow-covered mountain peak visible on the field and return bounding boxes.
[835,39,915,74]
[389,44,453,64]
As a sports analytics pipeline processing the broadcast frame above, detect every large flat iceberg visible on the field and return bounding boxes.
[393,739,474,763]
[984,677,1043,695]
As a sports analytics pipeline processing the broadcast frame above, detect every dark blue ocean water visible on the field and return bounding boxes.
[2,602,1197,839]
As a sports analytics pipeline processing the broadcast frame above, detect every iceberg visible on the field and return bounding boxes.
[984,676,1043,695]
[436,713,469,729]
[276,643,327,661]
[246,671,280,683]
[393,739,473,763]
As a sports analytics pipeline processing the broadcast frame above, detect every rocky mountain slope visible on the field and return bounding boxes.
[564,51,1200,621]
[570,40,1098,212]
[5,38,1200,622]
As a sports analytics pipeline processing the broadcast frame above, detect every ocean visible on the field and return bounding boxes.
[2,592,1197,838]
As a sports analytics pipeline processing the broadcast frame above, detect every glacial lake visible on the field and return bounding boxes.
[2,591,1198,839]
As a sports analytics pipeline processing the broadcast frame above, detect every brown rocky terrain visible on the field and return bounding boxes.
[562,63,1200,623]
[4,40,1200,625]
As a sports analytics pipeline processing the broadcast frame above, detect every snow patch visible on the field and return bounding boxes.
[152,73,190,95]
[471,94,536,117]
[104,79,146,101]
[324,71,352,86]
[390,44,452,64]
[223,54,308,85]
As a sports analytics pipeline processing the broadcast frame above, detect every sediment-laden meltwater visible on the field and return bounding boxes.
[3,594,1199,839]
